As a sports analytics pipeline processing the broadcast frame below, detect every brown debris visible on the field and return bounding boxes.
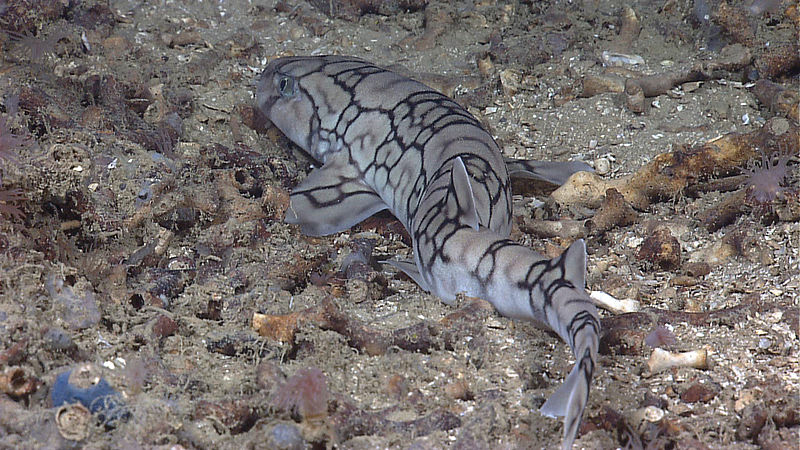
[409,4,451,51]
[714,1,756,46]
[516,216,587,240]
[580,73,626,98]
[255,360,285,392]
[637,227,682,271]
[194,399,259,434]
[0,338,28,366]
[788,3,800,29]
[685,175,749,197]
[261,184,291,221]
[580,45,752,112]
[608,6,641,53]
[625,44,751,112]
[681,382,718,403]
[624,79,647,114]
[254,296,494,356]
[253,297,411,356]
[752,79,800,124]
[330,402,460,443]
[308,0,428,20]
[553,117,799,210]
[737,405,768,441]
[586,188,638,236]
[599,327,649,356]
[162,30,204,48]
[601,296,798,356]
[600,292,796,356]
[270,367,329,421]
[699,189,748,232]
[754,42,800,81]
[684,262,711,278]
[0,0,66,33]
[151,314,178,339]
[584,406,643,449]
[443,379,472,401]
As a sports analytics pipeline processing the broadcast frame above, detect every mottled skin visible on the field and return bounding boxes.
[257,55,600,449]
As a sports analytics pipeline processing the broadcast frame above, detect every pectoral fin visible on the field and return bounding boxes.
[286,153,387,236]
[384,259,431,292]
[505,158,594,186]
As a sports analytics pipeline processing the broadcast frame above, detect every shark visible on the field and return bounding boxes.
[256,55,601,449]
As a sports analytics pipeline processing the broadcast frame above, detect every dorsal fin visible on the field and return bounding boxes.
[451,157,479,230]
[561,239,587,288]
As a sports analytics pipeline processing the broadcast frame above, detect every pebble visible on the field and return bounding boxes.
[593,157,611,175]
[267,422,305,450]
[637,227,682,271]
[681,382,718,404]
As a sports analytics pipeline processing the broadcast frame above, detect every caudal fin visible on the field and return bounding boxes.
[540,348,595,450]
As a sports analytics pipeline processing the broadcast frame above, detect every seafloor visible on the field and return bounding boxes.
[0,0,797,448]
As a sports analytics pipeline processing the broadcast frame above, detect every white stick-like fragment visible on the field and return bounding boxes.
[590,290,640,314]
[646,347,709,375]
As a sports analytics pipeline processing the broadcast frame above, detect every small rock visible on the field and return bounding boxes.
[637,227,682,271]
[151,314,178,339]
[256,360,285,392]
[444,379,473,401]
[266,422,305,450]
[681,382,717,404]
[684,261,711,277]
[736,404,767,441]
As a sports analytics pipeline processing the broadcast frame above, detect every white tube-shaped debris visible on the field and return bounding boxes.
[646,347,709,375]
[590,290,641,314]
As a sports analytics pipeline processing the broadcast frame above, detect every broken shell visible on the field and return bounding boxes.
[0,366,39,398]
[590,290,640,314]
[631,405,665,429]
[499,69,522,97]
[646,348,709,375]
[593,157,611,176]
[601,51,645,67]
[477,56,494,77]
[56,403,91,441]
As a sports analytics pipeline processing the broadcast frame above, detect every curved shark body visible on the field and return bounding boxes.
[256,55,600,449]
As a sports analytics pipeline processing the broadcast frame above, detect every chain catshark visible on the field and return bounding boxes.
[256,55,601,449]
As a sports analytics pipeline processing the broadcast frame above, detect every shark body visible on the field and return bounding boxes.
[256,55,601,449]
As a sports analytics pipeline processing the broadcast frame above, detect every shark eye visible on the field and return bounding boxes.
[278,76,295,97]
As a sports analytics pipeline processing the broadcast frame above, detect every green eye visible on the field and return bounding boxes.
[278,76,294,97]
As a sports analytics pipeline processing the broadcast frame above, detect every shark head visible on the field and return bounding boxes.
[256,58,320,158]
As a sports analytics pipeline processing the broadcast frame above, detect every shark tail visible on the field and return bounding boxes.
[540,346,596,450]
